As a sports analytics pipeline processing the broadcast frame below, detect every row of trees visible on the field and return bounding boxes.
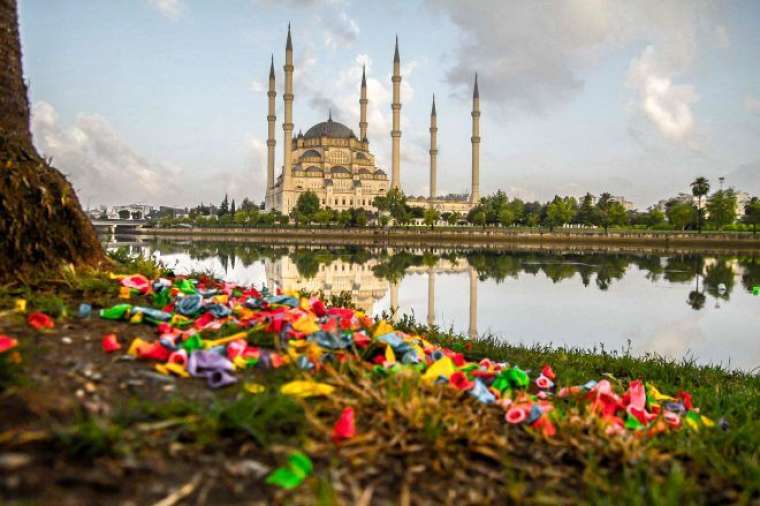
[464,191,629,231]
[158,180,760,233]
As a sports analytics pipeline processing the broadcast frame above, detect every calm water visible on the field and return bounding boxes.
[107,237,760,372]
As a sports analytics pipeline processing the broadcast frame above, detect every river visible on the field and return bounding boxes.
[105,236,760,372]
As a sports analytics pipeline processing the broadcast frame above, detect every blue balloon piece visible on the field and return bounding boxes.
[176,294,203,316]
[469,379,496,404]
[78,303,92,319]
[527,404,543,424]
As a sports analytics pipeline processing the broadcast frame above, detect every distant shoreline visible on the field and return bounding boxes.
[132,226,760,252]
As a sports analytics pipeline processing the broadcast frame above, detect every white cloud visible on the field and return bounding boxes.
[321,11,360,49]
[147,0,184,20]
[627,45,699,143]
[31,101,177,206]
[745,95,760,114]
[426,0,715,113]
[249,80,265,94]
[31,101,266,208]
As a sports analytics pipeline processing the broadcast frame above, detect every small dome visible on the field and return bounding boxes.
[374,168,387,176]
[305,165,322,174]
[304,118,356,140]
[356,152,368,160]
[302,149,321,159]
[331,166,350,175]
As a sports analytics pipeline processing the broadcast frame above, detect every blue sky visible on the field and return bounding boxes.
[18,0,760,209]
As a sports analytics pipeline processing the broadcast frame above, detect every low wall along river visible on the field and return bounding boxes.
[139,226,760,251]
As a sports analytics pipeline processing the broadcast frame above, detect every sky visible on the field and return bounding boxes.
[17,0,760,210]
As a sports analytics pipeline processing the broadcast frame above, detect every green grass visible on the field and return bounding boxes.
[396,318,760,503]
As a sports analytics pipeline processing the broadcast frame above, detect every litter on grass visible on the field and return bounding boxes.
[93,273,714,441]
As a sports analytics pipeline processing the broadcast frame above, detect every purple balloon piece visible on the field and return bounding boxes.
[188,350,235,379]
[207,369,238,389]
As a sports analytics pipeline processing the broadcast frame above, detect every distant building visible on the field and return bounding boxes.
[263,26,478,216]
[609,195,635,211]
[108,204,153,220]
[735,191,752,217]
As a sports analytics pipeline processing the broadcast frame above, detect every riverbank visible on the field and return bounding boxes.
[140,226,760,251]
[0,259,758,505]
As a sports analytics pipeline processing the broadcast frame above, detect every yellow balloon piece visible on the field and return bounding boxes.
[129,311,144,324]
[292,316,320,335]
[373,320,395,338]
[119,286,132,299]
[165,362,190,378]
[701,415,715,428]
[280,380,335,398]
[213,294,229,304]
[170,314,189,326]
[422,356,455,383]
[233,355,249,370]
[127,337,148,357]
[646,384,675,402]
[13,299,27,313]
[384,344,396,364]
[244,383,265,394]
[203,331,248,349]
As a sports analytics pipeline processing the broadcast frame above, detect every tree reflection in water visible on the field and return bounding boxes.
[141,238,755,311]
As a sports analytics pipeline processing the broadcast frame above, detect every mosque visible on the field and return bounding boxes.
[264,25,481,216]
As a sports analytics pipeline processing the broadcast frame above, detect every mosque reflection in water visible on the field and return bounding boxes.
[105,237,760,326]
[265,252,482,338]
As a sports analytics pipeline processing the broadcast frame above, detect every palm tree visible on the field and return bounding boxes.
[690,177,710,232]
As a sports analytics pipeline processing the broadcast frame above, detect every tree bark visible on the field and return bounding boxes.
[0,0,105,281]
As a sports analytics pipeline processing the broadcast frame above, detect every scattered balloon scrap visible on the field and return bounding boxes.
[91,273,714,445]
[265,451,314,490]
[0,335,18,354]
[27,311,54,331]
[331,407,356,444]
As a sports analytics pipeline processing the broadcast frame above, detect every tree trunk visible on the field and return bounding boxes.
[0,0,105,281]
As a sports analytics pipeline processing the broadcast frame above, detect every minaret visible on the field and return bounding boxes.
[391,36,401,190]
[359,64,368,142]
[429,94,438,202]
[468,266,478,338]
[265,55,276,210]
[282,24,294,212]
[470,73,480,204]
[427,269,435,327]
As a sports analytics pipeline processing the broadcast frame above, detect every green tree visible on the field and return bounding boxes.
[690,177,710,232]
[576,193,595,226]
[423,207,440,229]
[314,208,332,226]
[293,190,320,224]
[594,194,627,232]
[338,209,352,227]
[230,199,236,216]
[706,189,737,230]
[498,207,515,227]
[645,207,665,228]
[218,194,230,217]
[667,202,697,230]
[471,209,486,229]
[743,197,760,235]
[353,208,369,227]
[447,212,461,226]
[240,198,257,211]
[545,196,576,231]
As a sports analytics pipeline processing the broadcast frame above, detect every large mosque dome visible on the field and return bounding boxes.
[303,117,356,140]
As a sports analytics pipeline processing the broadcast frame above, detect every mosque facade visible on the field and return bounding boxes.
[264,26,481,216]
